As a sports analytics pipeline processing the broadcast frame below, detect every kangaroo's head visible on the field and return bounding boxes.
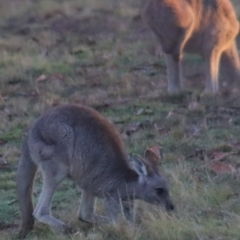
[130,148,174,211]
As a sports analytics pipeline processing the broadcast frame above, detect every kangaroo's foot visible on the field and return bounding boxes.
[78,191,110,224]
[33,210,71,233]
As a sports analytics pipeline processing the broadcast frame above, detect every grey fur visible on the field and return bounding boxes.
[142,0,240,94]
[17,104,174,238]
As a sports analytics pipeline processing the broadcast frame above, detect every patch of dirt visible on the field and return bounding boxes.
[50,11,120,38]
[0,8,122,41]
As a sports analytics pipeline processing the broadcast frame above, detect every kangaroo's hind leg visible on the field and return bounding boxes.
[33,160,70,233]
[78,191,109,223]
[203,47,223,94]
[29,122,74,233]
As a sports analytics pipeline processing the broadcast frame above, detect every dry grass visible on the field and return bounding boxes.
[0,0,240,239]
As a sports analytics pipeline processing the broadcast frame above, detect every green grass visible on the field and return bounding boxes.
[0,0,240,239]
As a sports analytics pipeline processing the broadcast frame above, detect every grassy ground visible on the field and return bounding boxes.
[1,0,240,239]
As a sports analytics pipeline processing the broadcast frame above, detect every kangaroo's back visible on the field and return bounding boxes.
[30,104,128,166]
[28,104,133,195]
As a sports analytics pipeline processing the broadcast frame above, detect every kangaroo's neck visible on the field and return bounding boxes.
[117,168,142,200]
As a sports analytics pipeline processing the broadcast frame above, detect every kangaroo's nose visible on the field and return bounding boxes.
[169,203,174,211]
[167,202,175,211]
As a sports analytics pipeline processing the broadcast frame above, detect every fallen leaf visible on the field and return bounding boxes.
[136,108,144,115]
[145,109,153,115]
[210,163,236,174]
[210,151,234,162]
[50,73,64,81]
[166,111,175,119]
[125,122,142,136]
[36,74,48,82]
[136,108,153,116]
[0,157,11,169]
[188,101,204,111]
[154,123,170,136]
[0,157,9,165]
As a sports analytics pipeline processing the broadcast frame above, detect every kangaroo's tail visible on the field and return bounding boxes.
[16,138,37,239]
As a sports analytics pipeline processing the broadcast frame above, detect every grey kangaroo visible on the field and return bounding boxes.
[17,104,174,238]
[142,0,240,94]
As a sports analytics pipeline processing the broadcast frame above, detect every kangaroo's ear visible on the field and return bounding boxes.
[129,154,148,176]
[144,147,161,167]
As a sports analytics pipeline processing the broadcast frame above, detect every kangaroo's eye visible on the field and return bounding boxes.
[156,188,165,195]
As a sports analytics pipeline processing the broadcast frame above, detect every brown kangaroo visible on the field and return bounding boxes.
[142,0,240,94]
[17,104,174,238]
